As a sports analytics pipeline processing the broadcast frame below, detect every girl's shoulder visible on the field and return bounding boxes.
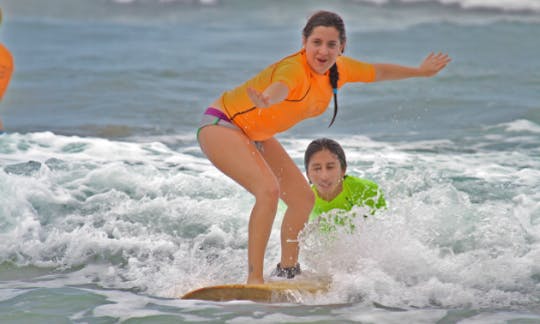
[336,56,376,85]
[273,50,307,70]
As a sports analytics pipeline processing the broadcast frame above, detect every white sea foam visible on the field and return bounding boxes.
[294,131,539,308]
[104,0,540,13]
[1,130,539,310]
[503,119,540,134]
[354,0,540,12]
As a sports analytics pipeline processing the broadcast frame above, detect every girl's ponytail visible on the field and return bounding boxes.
[328,63,339,127]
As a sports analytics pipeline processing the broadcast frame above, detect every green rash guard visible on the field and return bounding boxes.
[309,175,386,222]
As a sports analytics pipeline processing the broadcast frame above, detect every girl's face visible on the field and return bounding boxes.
[307,149,346,201]
[303,26,344,74]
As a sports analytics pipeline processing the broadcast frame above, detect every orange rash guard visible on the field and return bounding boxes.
[219,49,376,141]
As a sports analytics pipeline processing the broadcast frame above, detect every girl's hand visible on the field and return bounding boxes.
[419,52,451,77]
[247,87,271,108]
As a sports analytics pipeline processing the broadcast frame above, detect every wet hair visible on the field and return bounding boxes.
[302,11,346,127]
[304,138,347,172]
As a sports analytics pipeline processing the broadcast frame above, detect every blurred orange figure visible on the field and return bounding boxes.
[0,42,13,132]
[0,43,13,99]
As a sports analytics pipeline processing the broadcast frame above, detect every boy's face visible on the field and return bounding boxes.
[307,149,345,201]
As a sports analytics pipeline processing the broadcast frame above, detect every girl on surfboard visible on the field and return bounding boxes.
[305,138,386,233]
[197,10,450,284]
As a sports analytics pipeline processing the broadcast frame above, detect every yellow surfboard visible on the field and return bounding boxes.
[181,276,331,303]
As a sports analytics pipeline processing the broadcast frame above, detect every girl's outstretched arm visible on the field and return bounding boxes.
[247,82,289,108]
[373,52,451,81]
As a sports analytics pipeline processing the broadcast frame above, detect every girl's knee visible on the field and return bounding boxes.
[255,180,280,205]
[286,186,314,212]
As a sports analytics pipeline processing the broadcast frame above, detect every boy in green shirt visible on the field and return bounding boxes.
[305,138,386,232]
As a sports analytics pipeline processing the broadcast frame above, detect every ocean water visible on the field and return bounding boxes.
[1,0,540,322]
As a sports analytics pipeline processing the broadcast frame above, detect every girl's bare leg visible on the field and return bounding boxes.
[198,125,279,284]
[260,138,314,268]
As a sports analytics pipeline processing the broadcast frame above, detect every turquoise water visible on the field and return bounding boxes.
[1,0,540,322]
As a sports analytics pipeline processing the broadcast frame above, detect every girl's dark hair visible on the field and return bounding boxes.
[302,11,346,127]
[304,138,347,172]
